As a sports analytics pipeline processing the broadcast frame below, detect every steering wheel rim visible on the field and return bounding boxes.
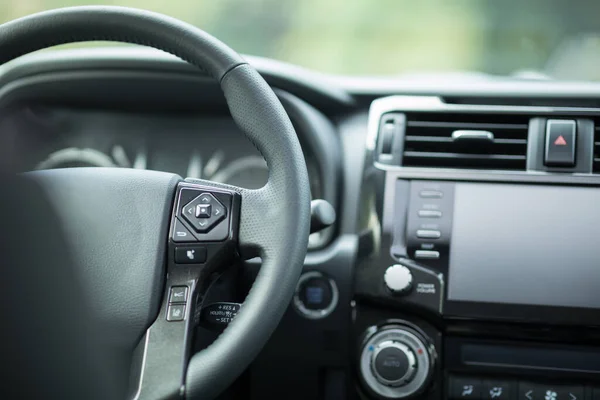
[0,6,311,399]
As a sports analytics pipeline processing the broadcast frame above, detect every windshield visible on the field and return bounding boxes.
[2,0,600,80]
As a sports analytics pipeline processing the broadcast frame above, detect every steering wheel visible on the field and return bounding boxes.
[0,6,310,400]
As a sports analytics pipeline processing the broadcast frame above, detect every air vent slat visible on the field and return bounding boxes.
[595,126,600,173]
[403,151,526,161]
[405,136,452,143]
[407,121,528,130]
[400,113,529,170]
[495,139,527,145]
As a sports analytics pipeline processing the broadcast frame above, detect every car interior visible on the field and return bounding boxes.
[1,2,600,400]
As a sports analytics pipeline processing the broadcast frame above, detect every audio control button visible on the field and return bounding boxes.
[418,210,442,218]
[419,190,443,198]
[414,250,440,260]
[416,229,441,239]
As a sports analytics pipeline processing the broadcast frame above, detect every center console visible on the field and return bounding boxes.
[354,96,600,400]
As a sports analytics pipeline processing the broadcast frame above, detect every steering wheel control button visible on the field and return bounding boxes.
[181,193,227,233]
[449,376,482,400]
[169,286,188,304]
[196,204,211,218]
[416,229,441,239]
[167,304,186,322]
[384,264,413,295]
[293,271,339,319]
[212,202,225,219]
[174,245,207,264]
[544,119,577,167]
[172,218,197,243]
[200,302,241,330]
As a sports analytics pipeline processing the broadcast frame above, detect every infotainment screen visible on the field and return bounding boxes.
[448,183,600,309]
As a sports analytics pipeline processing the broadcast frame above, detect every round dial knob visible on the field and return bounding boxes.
[371,340,417,386]
[384,264,413,294]
[359,325,434,399]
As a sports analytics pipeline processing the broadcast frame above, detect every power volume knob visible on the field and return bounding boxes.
[384,264,413,294]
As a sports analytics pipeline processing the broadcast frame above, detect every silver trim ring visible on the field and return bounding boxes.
[292,271,339,320]
[360,327,432,399]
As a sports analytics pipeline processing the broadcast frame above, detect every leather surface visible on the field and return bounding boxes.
[0,6,311,399]
[0,6,243,80]
[186,64,311,399]
[27,168,179,398]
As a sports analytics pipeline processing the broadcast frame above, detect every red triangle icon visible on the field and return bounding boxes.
[554,135,567,146]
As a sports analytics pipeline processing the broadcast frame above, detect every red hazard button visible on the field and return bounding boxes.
[544,120,576,167]
[554,135,567,146]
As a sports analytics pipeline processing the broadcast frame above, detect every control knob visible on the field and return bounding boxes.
[371,340,417,386]
[384,264,413,294]
[359,325,434,399]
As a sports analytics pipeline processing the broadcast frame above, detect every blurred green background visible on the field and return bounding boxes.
[2,0,600,80]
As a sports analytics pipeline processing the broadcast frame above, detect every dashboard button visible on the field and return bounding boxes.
[483,380,514,400]
[414,250,440,260]
[449,376,482,400]
[518,382,540,400]
[174,245,207,264]
[416,229,441,239]
[419,190,443,198]
[524,384,583,400]
[172,218,196,243]
[293,272,339,319]
[544,119,576,167]
[418,210,442,218]
[299,276,333,310]
[563,386,584,400]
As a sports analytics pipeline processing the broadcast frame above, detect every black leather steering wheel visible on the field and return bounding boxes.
[0,6,310,400]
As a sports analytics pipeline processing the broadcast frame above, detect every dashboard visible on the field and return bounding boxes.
[1,105,322,194]
[5,47,600,400]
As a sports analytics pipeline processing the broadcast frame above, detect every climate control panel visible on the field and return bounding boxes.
[359,324,435,399]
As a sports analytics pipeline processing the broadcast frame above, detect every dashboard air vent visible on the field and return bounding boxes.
[595,123,600,173]
[402,113,530,170]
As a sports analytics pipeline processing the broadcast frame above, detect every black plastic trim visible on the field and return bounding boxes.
[0,48,355,112]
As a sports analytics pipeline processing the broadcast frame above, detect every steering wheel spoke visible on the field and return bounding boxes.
[133,180,242,399]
